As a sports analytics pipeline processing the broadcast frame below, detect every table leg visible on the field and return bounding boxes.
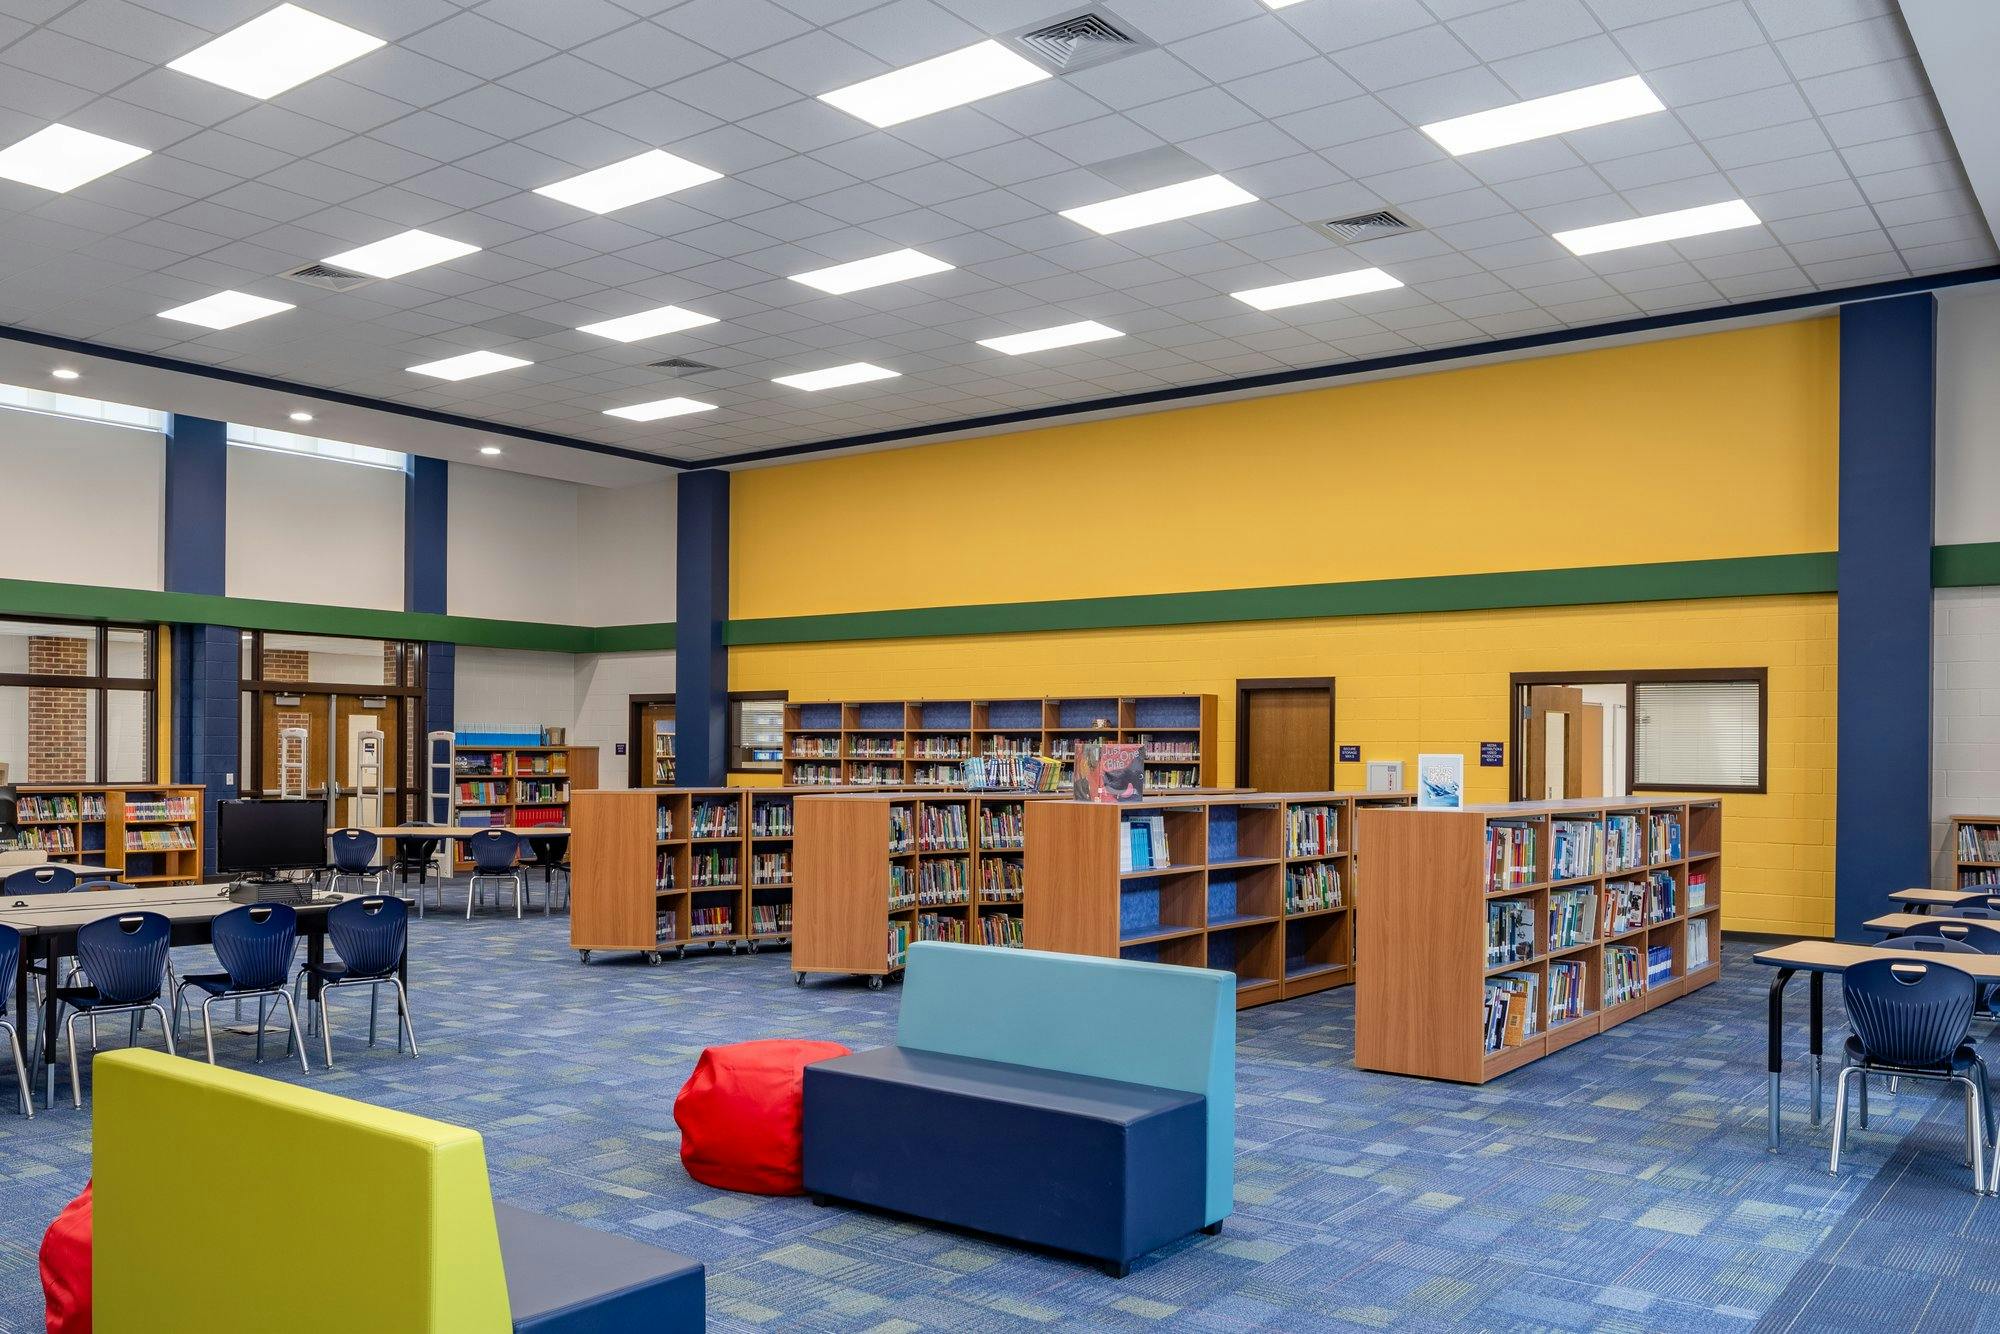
[10,942,26,1063]
[1768,966,1796,1152]
[40,938,60,1110]
[1809,970,1825,1126]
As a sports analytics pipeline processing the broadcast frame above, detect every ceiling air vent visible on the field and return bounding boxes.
[279,261,373,292]
[1009,12,1148,73]
[646,357,718,375]
[1312,211,1419,244]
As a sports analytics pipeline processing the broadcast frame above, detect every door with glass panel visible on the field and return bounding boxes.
[242,633,422,829]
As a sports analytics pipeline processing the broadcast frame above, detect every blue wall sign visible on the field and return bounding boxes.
[1479,741,1504,767]
[1338,745,1360,763]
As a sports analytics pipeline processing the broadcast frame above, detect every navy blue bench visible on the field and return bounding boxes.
[498,1203,706,1332]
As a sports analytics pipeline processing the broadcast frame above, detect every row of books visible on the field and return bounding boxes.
[1550,885,1597,950]
[1689,918,1712,970]
[917,858,969,905]
[888,922,910,968]
[1549,959,1585,1025]
[750,803,793,837]
[1285,862,1341,913]
[1551,820,1602,880]
[1645,869,1677,924]
[1148,767,1202,789]
[911,739,968,759]
[980,914,1024,947]
[690,908,734,939]
[888,806,914,853]
[1688,869,1710,911]
[1650,813,1682,863]
[1487,823,1537,890]
[751,903,793,935]
[14,828,77,852]
[514,806,564,829]
[127,829,195,851]
[1604,880,1647,936]
[917,804,969,851]
[456,752,507,776]
[751,853,791,886]
[1484,972,1538,1051]
[655,808,674,839]
[790,738,842,757]
[977,803,1024,849]
[1487,899,1534,968]
[912,763,964,786]
[654,853,675,891]
[1286,806,1340,858]
[1143,740,1199,761]
[456,781,508,806]
[514,755,567,776]
[1048,737,1114,759]
[981,736,1037,757]
[515,781,566,805]
[889,863,916,909]
[1606,815,1646,872]
[1960,869,2000,888]
[849,736,904,757]
[847,763,903,786]
[917,912,966,944]
[1647,944,1674,988]
[1605,945,1644,1007]
[1959,822,2000,862]
[18,794,107,821]
[656,912,677,943]
[690,852,739,888]
[1119,814,1171,873]
[980,856,1024,898]
[692,801,741,838]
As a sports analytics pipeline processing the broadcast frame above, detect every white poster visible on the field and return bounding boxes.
[1417,753,1464,809]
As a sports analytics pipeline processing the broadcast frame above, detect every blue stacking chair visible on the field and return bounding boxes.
[1831,957,1990,1192]
[299,896,417,1067]
[3,866,76,897]
[52,912,175,1109]
[328,828,386,896]
[465,829,524,919]
[524,833,570,915]
[392,823,445,918]
[174,904,308,1074]
[0,925,32,1118]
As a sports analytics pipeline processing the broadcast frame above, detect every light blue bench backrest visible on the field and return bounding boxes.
[899,941,1235,1223]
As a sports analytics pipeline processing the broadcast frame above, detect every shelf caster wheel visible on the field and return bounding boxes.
[645,952,661,965]
[868,976,884,991]
[729,943,740,956]
[577,950,591,964]
[794,972,806,986]
[748,941,759,954]
[677,945,687,960]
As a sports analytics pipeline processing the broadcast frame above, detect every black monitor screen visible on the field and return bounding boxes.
[216,799,329,873]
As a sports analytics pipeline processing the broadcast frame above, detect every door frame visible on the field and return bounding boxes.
[628,693,675,787]
[1506,668,1770,799]
[242,633,424,819]
[1234,677,1338,788]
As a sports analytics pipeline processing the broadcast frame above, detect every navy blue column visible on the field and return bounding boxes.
[404,454,448,615]
[676,470,729,787]
[165,414,236,875]
[1835,295,1936,937]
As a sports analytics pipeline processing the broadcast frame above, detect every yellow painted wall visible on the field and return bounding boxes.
[733,594,1837,936]
[732,319,1839,618]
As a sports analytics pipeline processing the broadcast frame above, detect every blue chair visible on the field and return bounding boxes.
[4,866,76,897]
[465,830,524,919]
[524,834,570,915]
[76,880,137,892]
[52,912,175,1109]
[393,824,445,918]
[1895,919,2000,951]
[174,905,308,1074]
[0,925,32,1118]
[1832,957,1990,1192]
[328,828,385,896]
[300,896,416,1067]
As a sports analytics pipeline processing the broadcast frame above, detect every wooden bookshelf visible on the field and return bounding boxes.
[1354,798,1722,1084]
[1949,814,2000,890]
[11,784,206,885]
[782,694,1218,790]
[451,744,597,866]
[1023,791,1415,1009]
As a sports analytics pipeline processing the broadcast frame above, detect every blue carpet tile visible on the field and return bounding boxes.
[1,909,1995,1332]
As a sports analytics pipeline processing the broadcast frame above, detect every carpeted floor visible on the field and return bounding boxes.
[0,896,1994,1332]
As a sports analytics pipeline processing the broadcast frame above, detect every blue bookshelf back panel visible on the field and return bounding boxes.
[919,700,971,729]
[1119,881,1162,937]
[1206,931,1239,973]
[82,828,105,853]
[797,703,842,730]
[1057,698,1119,728]
[1120,942,1161,964]
[987,699,1043,729]
[1285,919,1310,971]
[1207,806,1239,861]
[1134,696,1203,729]
[857,702,906,730]
[1207,874,1239,920]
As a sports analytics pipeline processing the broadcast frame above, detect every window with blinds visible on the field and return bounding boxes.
[1633,679,1763,791]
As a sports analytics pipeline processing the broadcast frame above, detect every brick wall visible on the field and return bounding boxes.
[26,635,90,782]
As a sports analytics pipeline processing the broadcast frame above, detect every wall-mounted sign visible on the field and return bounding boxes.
[614,742,627,756]
[1338,745,1360,763]
[1479,741,1505,767]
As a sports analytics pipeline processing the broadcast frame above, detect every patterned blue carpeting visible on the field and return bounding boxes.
[0,903,1995,1332]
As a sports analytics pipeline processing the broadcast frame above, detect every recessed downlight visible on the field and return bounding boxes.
[323,229,479,279]
[1059,175,1256,235]
[406,350,531,381]
[603,397,717,422]
[479,445,502,456]
[288,410,313,423]
[1232,267,1403,312]
[1421,76,1665,156]
[1552,200,1760,256]
[789,249,953,296]
[978,321,1123,356]
[819,40,1051,128]
[534,149,721,215]
[772,363,899,392]
[0,124,150,193]
[158,290,295,330]
[51,368,79,381]
[576,304,717,342]
[167,3,385,99]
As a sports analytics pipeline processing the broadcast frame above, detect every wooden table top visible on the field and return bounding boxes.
[1863,911,2000,934]
[0,883,350,932]
[358,825,568,839]
[1753,938,2000,979]
[0,861,116,879]
[1888,887,1993,906]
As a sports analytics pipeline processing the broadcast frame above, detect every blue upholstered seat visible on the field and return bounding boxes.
[496,1203,706,1332]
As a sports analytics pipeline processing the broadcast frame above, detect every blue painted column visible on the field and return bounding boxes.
[1835,295,1936,937]
[677,470,729,787]
[405,454,454,816]
[164,414,236,875]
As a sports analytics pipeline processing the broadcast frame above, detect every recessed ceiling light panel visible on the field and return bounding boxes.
[167,3,385,99]
[0,124,150,193]
[158,290,295,330]
[1553,199,1760,256]
[604,397,717,422]
[1421,76,1665,156]
[790,249,954,295]
[576,305,718,342]
[479,445,502,455]
[323,229,479,279]
[978,320,1123,356]
[772,363,900,392]
[820,39,1051,128]
[534,149,720,214]
[1232,267,1404,311]
[1060,175,1256,235]
[288,410,313,422]
[51,368,80,380]
[406,350,531,381]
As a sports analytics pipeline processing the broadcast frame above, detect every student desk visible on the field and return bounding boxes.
[1861,911,1993,934]
[0,883,395,1108]
[1752,939,2000,1151]
[1887,887,1991,914]
[0,860,117,880]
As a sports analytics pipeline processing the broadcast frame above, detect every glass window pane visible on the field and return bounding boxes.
[106,627,151,680]
[0,620,97,677]
[241,630,254,682]
[1633,681,1761,789]
[9,684,97,783]
[105,690,150,783]
[259,633,397,686]
[0,683,24,788]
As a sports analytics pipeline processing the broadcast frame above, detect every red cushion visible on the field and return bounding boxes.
[674,1040,850,1195]
[41,1180,90,1334]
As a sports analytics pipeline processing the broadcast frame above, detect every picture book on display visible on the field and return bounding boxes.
[1073,742,1146,802]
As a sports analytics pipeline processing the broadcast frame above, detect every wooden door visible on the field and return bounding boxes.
[1236,679,1335,791]
[1522,685,1584,801]
[629,696,675,787]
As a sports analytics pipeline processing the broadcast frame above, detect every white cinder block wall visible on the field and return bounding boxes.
[454,647,675,791]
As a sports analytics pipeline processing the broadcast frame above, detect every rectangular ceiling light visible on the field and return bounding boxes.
[1233,267,1404,312]
[323,229,479,279]
[790,248,953,295]
[819,40,1051,128]
[1553,199,1760,256]
[534,149,721,214]
[407,350,532,381]
[1060,175,1256,236]
[157,290,295,330]
[1264,0,1313,7]
[167,3,385,99]
[1421,76,1665,156]
[0,124,150,193]
[978,320,1122,356]
[772,362,900,392]
[576,304,718,342]
[604,396,717,422]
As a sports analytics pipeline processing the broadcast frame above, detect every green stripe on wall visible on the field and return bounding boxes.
[1934,541,2000,587]
[725,552,1842,647]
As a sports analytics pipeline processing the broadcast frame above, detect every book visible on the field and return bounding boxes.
[1285,862,1341,913]
[1549,960,1585,1024]
[1645,869,1677,923]
[1074,742,1145,802]
[1646,944,1674,988]
[1483,971,1538,1052]
[1119,814,1168,872]
[1602,880,1647,936]
[1548,885,1598,950]
[1286,805,1338,857]
[1605,815,1643,871]
[1550,820,1602,880]
[1687,869,1708,910]
[1604,945,1643,1007]
[1688,919,1712,970]
[1650,812,1682,863]
[1485,823,1538,890]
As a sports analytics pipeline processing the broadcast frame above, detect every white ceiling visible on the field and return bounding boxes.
[0,0,1992,476]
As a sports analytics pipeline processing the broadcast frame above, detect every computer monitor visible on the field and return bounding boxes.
[216,798,329,878]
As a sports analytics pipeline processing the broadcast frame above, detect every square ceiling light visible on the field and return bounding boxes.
[791,249,954,295]
[576,305,718,342]
[1422,76,1665,156]
[772,363,900,391]
[1060,175,1256,235]
[978,320,1122,355]
[1232,267,1403,311]
[1553,200,1760,256]
[0,124,150,193]
[323,229,479,279]
[407,350,532,381]
[158,290,295,330]
[534,149,720,214]
[819,40,1050,128]
[604,396,717,422]
[167,4,385,99]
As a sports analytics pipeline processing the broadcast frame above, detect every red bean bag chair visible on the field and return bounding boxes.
[674,1039,850,1195]
[41,1180,91,1334]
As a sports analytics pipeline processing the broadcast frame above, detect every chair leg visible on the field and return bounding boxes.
[152,1003,175,1057]
[392,978,418,1059]
[201,996,218,1065]
[320,990,335,1068]
[1960,1076,1987,1194]
[65,1013,82,1110]
[255,994,269,1064]
[1858,1068,1869,1129]
[466,876,476,920]
[3,1021,29,1119]
[514,874,523,919]
[278,990,310,1075]
[1830,1064,1853,1175]
[368,985,379,1047]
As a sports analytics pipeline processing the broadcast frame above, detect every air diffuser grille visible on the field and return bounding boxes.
[1013,13,1143,72]
[279,262,373,292]
[1313,211,1418,243]
[646,357,718,375]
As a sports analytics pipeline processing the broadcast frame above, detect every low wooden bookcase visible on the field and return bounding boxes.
[13,784,206,885]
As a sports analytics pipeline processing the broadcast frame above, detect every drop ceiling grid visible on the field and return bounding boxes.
[0,0,1986,466]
